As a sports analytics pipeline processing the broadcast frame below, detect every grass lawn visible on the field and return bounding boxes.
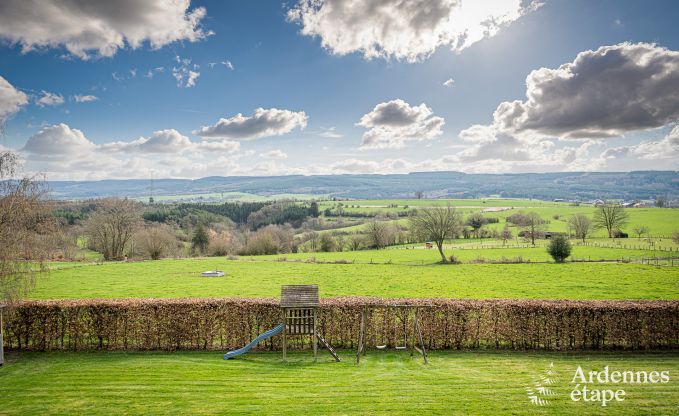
[31,259,679,300]
[1,350,677,415]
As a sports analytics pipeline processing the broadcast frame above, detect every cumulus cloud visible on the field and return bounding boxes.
[0,0,211,60]
[0,75,28,124]
[22,123,95,155]
[602,126,679,161]
[72,94,98,103]
[287,0,540,62]
[259,149,288,160]
[194,108,308,140]
[357,99,444,149]
[100,129,240,154]
[450,42,679,172]
[36,91,64,107]
[443,78,455,88]
[493,42,679,139]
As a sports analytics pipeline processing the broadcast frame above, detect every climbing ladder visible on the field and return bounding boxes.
[316,333,341,362]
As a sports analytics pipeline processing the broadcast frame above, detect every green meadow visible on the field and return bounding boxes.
[31,258,679,300]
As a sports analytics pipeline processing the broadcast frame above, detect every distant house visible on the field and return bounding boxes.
[553,198,565,202]
[594,199,605,207]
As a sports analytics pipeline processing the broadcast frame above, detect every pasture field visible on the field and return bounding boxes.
[31,259,679,300]
[318,201,679,239]
[1,351,678,415]
[250,244,671,264]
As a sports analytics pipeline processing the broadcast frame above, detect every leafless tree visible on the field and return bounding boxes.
[136,223,179,259]
[593,202,629,238]
[348,234,364,251]
[415,191,424,200]
[365,220,390,249]
[632,225,649,240]
[409,205,463,263]
[500,223,513,246]
[0,152,54,302]
[519,212,545,246]
[568,213,592,243]
[85,198,141,260]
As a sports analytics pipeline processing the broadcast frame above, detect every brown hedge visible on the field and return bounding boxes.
[3,298,678,351]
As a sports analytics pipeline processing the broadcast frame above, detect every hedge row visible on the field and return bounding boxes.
[3,298,678,351]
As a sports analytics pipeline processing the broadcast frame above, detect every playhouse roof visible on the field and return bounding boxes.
[281,284,319,308]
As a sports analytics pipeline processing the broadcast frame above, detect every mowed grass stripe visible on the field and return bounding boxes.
[1,351,678,415]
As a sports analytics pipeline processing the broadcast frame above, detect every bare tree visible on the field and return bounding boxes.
[409,205,462,263]
[500,223,512,246]
[136,224,179,259]
[568,214,592,243]
[519,212,545,246]
[593,202,630,238]
[348,234,364,251]
[85,198,141,260]
[365,220,391,249]
[415,191,424,200]
[632,225,649,240]
[0,152,54,301]
[466,212,486,240]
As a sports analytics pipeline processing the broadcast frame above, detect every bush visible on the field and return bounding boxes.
[547,235,572,263]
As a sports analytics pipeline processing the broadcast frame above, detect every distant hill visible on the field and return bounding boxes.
[45,171,678,201]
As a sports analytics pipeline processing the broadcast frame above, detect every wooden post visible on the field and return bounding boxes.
[312,307,318,362]
[414,308,428,364]
[0,305,4,366]
[282,308,287,362]
[356,306,365,364]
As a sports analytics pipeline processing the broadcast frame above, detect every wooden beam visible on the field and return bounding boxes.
[356,306,365,364]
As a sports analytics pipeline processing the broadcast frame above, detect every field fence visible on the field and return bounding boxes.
[3,298,678,352]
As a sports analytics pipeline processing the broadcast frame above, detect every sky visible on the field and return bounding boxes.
[0,0,677,180]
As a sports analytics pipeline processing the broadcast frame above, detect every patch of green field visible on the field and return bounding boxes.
[250,244,670,264]
[30,259,679,300]
[319,201,679,239]
[1,351,677,415]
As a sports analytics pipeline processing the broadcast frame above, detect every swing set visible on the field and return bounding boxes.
[355,304,432,364]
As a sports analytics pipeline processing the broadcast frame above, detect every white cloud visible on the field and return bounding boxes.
[319,126,343,138]
[72,94,98,103]
[194,108,308,140]
[0,0,211,60]
[0,75,28,124]
[172,56,200,88]
[287,0,540,62]
[449,42,679,172]
[602,126,679,161]
[210,60,234,70]
[22,123,95,155]
[357,99,444,149]
[100,129,241,154]
[443,78,455,88]
[493,42,679,139]
[36,91,64,107]
[259,149,288,160]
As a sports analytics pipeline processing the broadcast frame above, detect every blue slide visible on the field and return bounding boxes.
[223,324,285,360]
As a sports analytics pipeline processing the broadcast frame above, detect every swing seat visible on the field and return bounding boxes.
[376,344,387,350]
[395,346,407,350]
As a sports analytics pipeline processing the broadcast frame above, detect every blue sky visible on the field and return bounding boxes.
[0,0,677,180]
